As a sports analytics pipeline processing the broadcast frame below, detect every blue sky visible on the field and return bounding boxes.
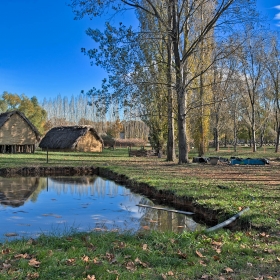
[0,0,279,103]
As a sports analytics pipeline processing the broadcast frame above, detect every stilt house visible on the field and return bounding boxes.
[39,126,103,152]
[0,110,41,153]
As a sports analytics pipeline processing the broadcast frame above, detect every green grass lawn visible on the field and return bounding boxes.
[0,147,279,279]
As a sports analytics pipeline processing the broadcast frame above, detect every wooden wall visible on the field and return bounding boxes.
[0,114,37,145]
[76,131,103,152]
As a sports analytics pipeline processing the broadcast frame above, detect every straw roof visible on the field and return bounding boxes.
[0,110,41,141]
[39,125,103,150]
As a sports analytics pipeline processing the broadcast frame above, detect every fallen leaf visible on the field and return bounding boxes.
[215,248,222,254]
[93,227,103,231]
[5,233,18,237]
[142,226,150,230]
[167,271,174,276]
[126,261,136,271]
[213,255,220,261]
[2,263,12,269]
[105,252,115,262]
[259,232,269,238]
[224,267,234,273]
[135,257,148,267]
[26,272,39,279]
[93,257,102,265]
[2,248,11,254]
[113,241,126,249]
[65,258,76,266]
[142,244,148,250]
[177,249,187,259]
[28,258,41,268]
[87,243,97,251]
[86,275,96,280]
[201,275,210,279]
[277,257,280,262]
[211,241,223,247]
[263,248,274,254]
[196,250,205,258]
[247,262,253,267]
[82,255,90,262]
[199,260,207,266]
[107,270,119,275]
[15,253,30,259]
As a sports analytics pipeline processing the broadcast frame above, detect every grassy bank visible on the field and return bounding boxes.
[0,147,279,279]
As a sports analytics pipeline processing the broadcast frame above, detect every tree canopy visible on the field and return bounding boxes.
[0,92,47,134]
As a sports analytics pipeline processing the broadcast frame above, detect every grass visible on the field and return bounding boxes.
[0,146,280,279]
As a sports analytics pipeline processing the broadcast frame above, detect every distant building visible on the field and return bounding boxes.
[39,126,103,152]
[0,110,41,153]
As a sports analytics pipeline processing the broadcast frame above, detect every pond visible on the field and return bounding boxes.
[0,176,202,241]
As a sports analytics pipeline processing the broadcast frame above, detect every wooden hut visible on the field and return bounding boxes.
[0,110,41,153]
[39,126,103,152]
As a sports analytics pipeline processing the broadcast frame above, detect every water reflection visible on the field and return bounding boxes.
[0,176,201,240]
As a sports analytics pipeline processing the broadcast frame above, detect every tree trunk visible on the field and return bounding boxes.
[275,125,280,153]
[251,108,257,152]
[177,90,188,164]
[216,128,220,151]
[167,88,176,161]
[166,4,176,162]
[172,0,188,164]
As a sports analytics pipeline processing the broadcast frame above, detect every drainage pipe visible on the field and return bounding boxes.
[205,207,250,232]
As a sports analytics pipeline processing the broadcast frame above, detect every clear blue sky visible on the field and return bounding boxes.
[0,0,279,103]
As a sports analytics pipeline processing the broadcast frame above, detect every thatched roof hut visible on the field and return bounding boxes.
[0,110,41,153]
[39,126,103,152]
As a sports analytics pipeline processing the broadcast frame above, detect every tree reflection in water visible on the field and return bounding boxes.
[0,176,201,240]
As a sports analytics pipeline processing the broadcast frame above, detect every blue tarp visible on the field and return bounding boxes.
[230,158,269,165]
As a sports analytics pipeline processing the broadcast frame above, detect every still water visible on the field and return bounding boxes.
[0,176,201,241]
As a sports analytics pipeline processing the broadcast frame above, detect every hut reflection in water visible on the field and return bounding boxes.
[0,176,201,240]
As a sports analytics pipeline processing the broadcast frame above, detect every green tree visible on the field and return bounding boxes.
[1,92,47,134]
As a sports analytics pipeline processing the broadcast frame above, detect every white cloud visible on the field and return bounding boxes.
[273,6,280,27]
[274,12,280,20]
